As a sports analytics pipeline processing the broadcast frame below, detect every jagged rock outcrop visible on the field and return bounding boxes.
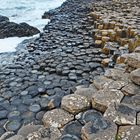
[0,15,40,38]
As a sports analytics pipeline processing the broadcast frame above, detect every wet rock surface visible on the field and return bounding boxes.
[0,0,140,139]
[0,0,102,136]
[0,15,40,38]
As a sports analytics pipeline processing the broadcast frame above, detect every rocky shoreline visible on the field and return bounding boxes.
[0,15,40,39]
[0,0,140,140]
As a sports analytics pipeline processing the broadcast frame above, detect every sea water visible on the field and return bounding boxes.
[0,0,65,53]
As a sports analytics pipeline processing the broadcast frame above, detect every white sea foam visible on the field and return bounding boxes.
[0,0,65,53]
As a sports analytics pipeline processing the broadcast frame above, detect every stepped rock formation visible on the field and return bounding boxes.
[0,0,140,139]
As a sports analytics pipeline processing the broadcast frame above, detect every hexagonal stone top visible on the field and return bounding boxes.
[61,94,90,114]
[92,88,124,113]
[43,109,74,129]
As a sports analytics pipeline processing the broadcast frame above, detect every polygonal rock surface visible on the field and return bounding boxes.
[121,83,140,96]
[62,121,83,138]
[104,102,137,125]
[92,89,124,113]
[126,53,140,68]
[61,94,90,114]
[7,135,25,140]
[130,68,140,85]
[81,120,117,140]
[104,68,130,82]
[114,104,136,125]
[118,125,140,140]
[17,125,43,137]
[76,109,102,125]
[122,95,140,112]
[93,76,113,90]
[74,86,97,101]
[43,109,74,128]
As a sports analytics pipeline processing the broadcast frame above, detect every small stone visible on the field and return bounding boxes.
[130,68,140,85]
[116,54,128,64]
[118,125,140,140]
[61,94,90,114]
[95,40,102,47]
[101,58,110,67]
[36,111,45,120]
[20,91,28,96]
[29,104,41,112]
[68,73,77,81]
[43,109,74,128]
[5,120,21,131]
[92,89,124,113]
[8,111,21,120]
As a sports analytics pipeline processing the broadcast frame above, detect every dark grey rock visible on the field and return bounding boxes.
[5,120,21,131]
[62,121,83,138]
[29,104,41,112]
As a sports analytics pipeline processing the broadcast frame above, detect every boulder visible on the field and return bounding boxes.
[42,109,74,128]
[130,68,140,85]
[61,94,90,114]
